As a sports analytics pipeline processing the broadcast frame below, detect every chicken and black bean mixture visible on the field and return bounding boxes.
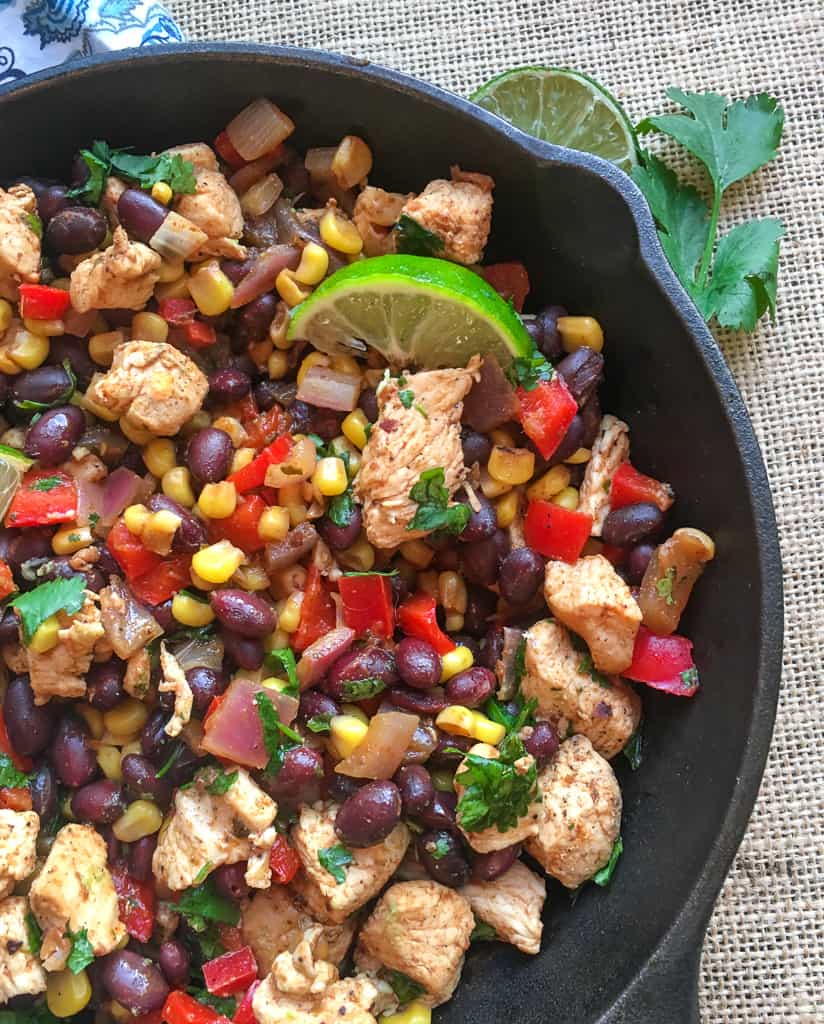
[0,97,715,1023]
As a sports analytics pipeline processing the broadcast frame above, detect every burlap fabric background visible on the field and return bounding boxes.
[167,2,823,1019]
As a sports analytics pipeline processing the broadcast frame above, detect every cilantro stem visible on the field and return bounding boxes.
[696,184,721,290]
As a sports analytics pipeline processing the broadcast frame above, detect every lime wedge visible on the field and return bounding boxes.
[471,66,639,173]
[287,255,533,370]
[0,447,31,522]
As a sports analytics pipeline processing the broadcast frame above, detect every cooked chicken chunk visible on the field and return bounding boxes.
[164,142,219,172]
[29,824,125,966]
[26,594,105,705]
[290,804,409,924]
[526,736,621,889]
[242,885,355,974]
[69,226,161,312]
[354,358,481,549]
[353,186,411,256]
[0,810,38,899]
[176,165,244,258]
[0,185,41,301]
[271,925,337,995]
[101,176,127,226]
[355,880,474,1007]
[86,340,208,436]
[544,555,642,675]
[123,648,151,699]
[158,644,192,737]
[400,167,493,265]
[523,618,640,759]
[0,897,47,1002]
[577,415,630,535]
[455,747,543,854]
[153,770,276,891]
[253,966,378,1024]
[460,861,546,954]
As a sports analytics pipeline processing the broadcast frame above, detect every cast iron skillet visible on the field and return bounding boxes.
[0,44,783,1024]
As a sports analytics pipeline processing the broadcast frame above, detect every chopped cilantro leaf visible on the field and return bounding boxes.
[0,754,31,789]
[68,140,197,205]
[398,388,414,409]
[155,742,184,779]
[680,667,700,691]
[395,214,444,257]
[193,861,213,885]
[427,834,452,861]
[470,918,497,943]
[327,488,356,529]
[623,727,643,771]
[592,836,623,886]
[88,511,100,529]
[385,969,425,1006]
[306,713,332,734]
[255,690,301,776]
[318,843,353,884]
[339,677,385,700]
[265,647,299,696]
[25,912,42,955]
[455,733,538,833]
[655,566,677,605]
[25,212,43,239]
[207,769,238,796]
[66,927,94,974]
[414,403,429,419]
[177,877,241,929]
[186,987,237,1016]
[9,575,86,644]
[506,350,554,391]
[407,467,469,535]
[342,569,398,577]
[577,651,611,688]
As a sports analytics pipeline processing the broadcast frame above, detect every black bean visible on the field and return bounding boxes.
[28,761,56,821]
[394,638,441,690]
[99,826,120,868]
[522,721,559,768]
[499,547,545,605]
[602,503,665,548]
[121,754,172,806]
[146,494,207,553]
[140,709,173,763]
[100,950,169,1015]
[471,844,521,882]
[418,829,470,887]
[317,503,363,551]
[186,427,234,485]
[151,599,176,634]
[461,529,510,587]
[580,394,601,449]
[11,365,73,409]
[324,646,398,700]
[458,492,497,544]
[626,542,656,586]
[51,715,98,787]
[24,405,85,465]
[400,722,439,766]
[235,294,278,342]
[117,189,167,244]
[6,530,52,579]
[324,772,364,804]
[534,304,568,361]
[549,414,586,466]
[220,258,255,286]
[86,660,125,710]
[0,608,18,646]
[288,399,312,435]
[307,406,345,441]
[46,335,96,391]
[158,940,190,990]
[221,630,265,671]
[72,780,127,824]
[460,428,492,468]
[129,835,157,882]
[388,685,449,716]
[416,789,458,831]
[395,765,434,816]
[263,746,324,803]
[164,744,205,788]
[208,367,251,403]
[298,690,340,725]
[335,780,402,848]
[556,346,604,407]
[185,667,228,716]
[4,676,55,757]
[37,185,70,224]
[445,667,496,709]
[463,586,497,639]
[210,589,276,638]
[358,387,379,423]
[428,733,472,768]
[254,377,291,411]
[45,206,107,254]
[212,862,249,902]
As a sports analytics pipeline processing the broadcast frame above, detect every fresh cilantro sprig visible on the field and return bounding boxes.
[306,713,333,734]
[186,987,236,1017]
[254,690,301,776]
[339,677,385,700]
[395,214,444,257]
[206,769,238,796]
[318,843,353,884]
[470,918,498,943]
[25,912,42,955]
[0,754,31,789]
[634,89,785,331]
[592,836,623,886]
[455,732,538,833]
[506,350,554,391]
[385,969,426,1006]
[176,878,241,930]
[25,212,43,240]
[9,575,86,644]
[407,467,469,535]
[66,928,94,974]
[655,566,677,605]
[68,140,197,206]
[265,648,299,697]
[623,726,643,771]
[0,1006,61,1024]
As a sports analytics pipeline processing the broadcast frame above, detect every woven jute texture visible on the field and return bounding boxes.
[169,2,823,1019]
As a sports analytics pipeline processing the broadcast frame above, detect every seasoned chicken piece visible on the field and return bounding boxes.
[253,967,378,1024]
[355,881,474,1007]
[100,176,127,226]
[0,185,41,301]
[460,861,545,954]
[0,897,47,1002]
[176,166,244,259]
[526,735,621,889]
[70,226,161,312]
[354,359,481,549]
[544,555,642,676]
[123,648,151,699]
[290,803,409,924]
[246,826,277,890]
[29,824,125,966]
[219,767,278,832]
[0,810,38,899]
[164,142,219,172]
[86,339,208,436]
[272,925,337,995]
[577,415,630,535]
[26,594,105,705]
[400,167,493,265]
[353,186,411,256]
[455,746,543,854]
[522,618,640,759]
[158,644,192,737]
[242,885,356,975]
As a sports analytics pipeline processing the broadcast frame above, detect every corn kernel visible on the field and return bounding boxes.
[276,268,311,307]
[119,417,153,446]
[155,275,191,301]
[199,481,238,519]
[438,571,467,614]
[488,445,535,486]
[495,489,520,528]
[552,486,580,510]
[172,592,215,627]
[141,438,176,478]
[248,337,273,369]
[258,505,290,542]
[278,592,304,633]
[112,799,163,842]
[47,969,92,1018]
[565,447,591,465]
[0,351,18,375]
[0,299,12,333]
[398,539,434,570]
[337,536,375,573]
[557,315,604,354]
[189,261,235,317]
[156,257,186,283]
[212,416,247,448]
[231,564,270,591]
[381,1002,431,1024]
[297,351,330,388]
[440,645,474,682]
[312,456,348,497]
[23,317,64,337]
[78,386,119,422]
[52,524,93,555]
[470,712,507,746]
[162,466,196,508]
[151,180,173,205]
[319,210,363,255]
[444,613,465,633]
[230,447,256,476]
[294,242,330,286]
[104,698,149,738]
[123,503,150,535]
[338,409,368,451]
[479,466,512,499]
[29,615,60,654]
[96,744,123,781]
[190,567,217,591]
[261,675,293,695]
[88,329,123,366]
[76,704,104,740]
[268,350,289,380]
[330,714,369,758]
[489,427,516,448]
[435,705,476,738]
[468,742,500,759]
[8,328,49,370]
[142,509,182,555]
[192,539,245,584]
[527,465,571,502]
[120,740,143,759]
[132,311,169,343]
[270,302,292,349]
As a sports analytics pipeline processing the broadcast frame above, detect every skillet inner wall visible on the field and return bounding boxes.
[0,54,763,1023]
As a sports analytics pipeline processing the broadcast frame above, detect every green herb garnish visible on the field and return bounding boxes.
[339,677,385,701]
[176,877,241,930]
[306,714,332,734]
[265,647,299,697]
[655,566,677,605]
[66,928,94,974]
[398,388,414,409]
[68,140,197,206]
[192,861,213,885]
[155,743,184,779]
[25,212,43,239]
[255,690,301,776]
[680,667,700,691]
[9,576,86,644]
[470,918,498,942]
[592,836,623,886]
[623,727,643,771]
[427,835,452,861]
[318,843,353,884]
[186,987,237,1016]
[455,732,538,833]
[206,769,238,796]
[25,912,42,955]
[506,350,554,391]
[407,467,469,535]
[395,214,444,257]
[0,754,31,789]
[385,969,426,1006]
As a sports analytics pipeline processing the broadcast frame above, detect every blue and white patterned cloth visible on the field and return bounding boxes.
[0,0,183,86]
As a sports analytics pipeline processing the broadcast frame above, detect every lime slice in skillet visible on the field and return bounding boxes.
[471,66,639,173]
[287,255,533,369]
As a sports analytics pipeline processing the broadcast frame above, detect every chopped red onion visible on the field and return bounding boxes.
[296,366,361,412]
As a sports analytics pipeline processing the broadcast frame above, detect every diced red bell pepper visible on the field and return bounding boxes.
[623,625,700,697]
[517,375,578,461]
[18,283,72,321]
[203,945,258,998]
[0,709,32,772]
[610,462,674,512]
[0,560,16,601]
[0,788,32,811]
[214,129,247,169]
[398,592,455,655]
[338,574,394,638]
[524,500,593,563]
[209,494,266,554]
[129,554,192,606]
[183,320,218,349]
[269,834,300,885]
[158,297,197,325]
[232,981,261,1024]
[481,262,530,312]
[228,436,292,494]
[107,519,163,581]
[244,406,290,451]
[111,865,156,943]
[5,469,77,528]
[292,565,336,653]
[162,990,231,1024]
